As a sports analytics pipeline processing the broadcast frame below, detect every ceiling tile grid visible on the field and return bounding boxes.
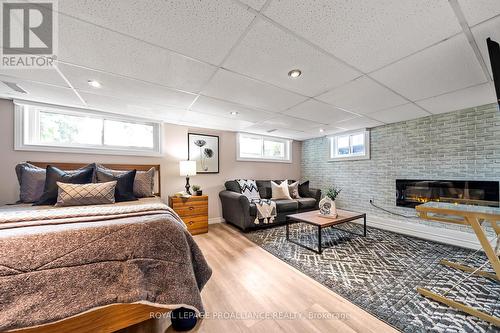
[58,63,197,109]
[416,82,497,114]
[0,0,498,141]
[263,0,462,72]
[58,0,256,65]
[201,69,308,112]
[471,15,500,79]
[223,17,361,96]
[190,96,276,123]
[283,99,358,124]
[316,76,408,114]
[58,15,217,93]
[370,33,489,101]
[367,103,430,123]
[457,0,500,26]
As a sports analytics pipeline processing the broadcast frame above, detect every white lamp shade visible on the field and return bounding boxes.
[179,160,196,176]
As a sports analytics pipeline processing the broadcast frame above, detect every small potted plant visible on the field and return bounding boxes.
[319,187,342,217]
[192,185,202,196]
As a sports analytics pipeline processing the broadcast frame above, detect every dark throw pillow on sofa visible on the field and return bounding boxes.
[96,169,137,202]
[298,181,310,198]
[34,165,95,206]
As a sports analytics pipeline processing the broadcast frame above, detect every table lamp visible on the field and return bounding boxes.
[179,160,196,194]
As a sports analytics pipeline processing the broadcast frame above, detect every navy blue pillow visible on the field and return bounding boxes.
[34,165,95,206]
[96,169,137,202]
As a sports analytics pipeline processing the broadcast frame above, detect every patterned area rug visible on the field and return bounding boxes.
[244,223,500,332]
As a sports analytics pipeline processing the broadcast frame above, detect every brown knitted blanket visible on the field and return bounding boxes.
[0,199,212,331]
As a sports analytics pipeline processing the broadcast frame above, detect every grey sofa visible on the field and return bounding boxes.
[219,180,321,232]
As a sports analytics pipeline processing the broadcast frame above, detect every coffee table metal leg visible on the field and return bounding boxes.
[286,216,289,240]
[363,214,367,237]
[318,225,322,254]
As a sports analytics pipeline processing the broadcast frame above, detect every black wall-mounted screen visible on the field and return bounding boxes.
[487,38,500,108]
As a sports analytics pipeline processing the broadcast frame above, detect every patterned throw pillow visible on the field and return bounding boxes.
[271,180,293,200]
[15,162,95,203]
[96,165,154,198]
[236,179,261,200]
[55,181,117,207]
[288,181,301,199]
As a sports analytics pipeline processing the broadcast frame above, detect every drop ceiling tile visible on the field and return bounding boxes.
[181,111,254,131]
[283,99,357,124]
[58,0,255,65]
[191,96,276,122]
[304,125,347,136]
[367,103,430,123]
[371,34,488,101]
[416,83,497,114]
[471,15,500,79]
[58,63,197,109]
[262,114,323,130]
[79,91,188,122]
[0,76,83,106]
[59,15,216,93]
[264,0,461,72]
[0,68,68,87]
[457,0,500,26]
[223,18,361,96]
[316,76,407,114]
[242,124,307,140]
[239,0,268,11]
[333,116,384,130]
[201,69,307,111]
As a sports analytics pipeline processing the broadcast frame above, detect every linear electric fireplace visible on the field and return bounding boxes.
[396,179,499,208]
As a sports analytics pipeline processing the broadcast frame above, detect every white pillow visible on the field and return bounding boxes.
[271,180,292,200]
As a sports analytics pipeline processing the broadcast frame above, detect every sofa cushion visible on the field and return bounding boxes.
[271,180,292,200]
[236,179,261,200]
[296,197,316,209]
[255,180,271,199]
[273,199,298,213]
[225,180,241,193]
[298,180,310,197]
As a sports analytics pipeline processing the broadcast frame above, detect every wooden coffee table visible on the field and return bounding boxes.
[286,209,366,254]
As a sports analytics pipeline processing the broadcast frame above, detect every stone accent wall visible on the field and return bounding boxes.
[301,104,500,234]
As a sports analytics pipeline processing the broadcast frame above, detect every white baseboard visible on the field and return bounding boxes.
[209,217,224,224]
[353,214,491,250]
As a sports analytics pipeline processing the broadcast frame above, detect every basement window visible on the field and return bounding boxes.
[329,129,370,161]
[237,133,292,163]
[14,100,162,156]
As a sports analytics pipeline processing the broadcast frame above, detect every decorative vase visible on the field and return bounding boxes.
[331,200,338,218]
[319,197,338,218]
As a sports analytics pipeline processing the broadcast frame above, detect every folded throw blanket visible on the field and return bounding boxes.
[250,199,277,225]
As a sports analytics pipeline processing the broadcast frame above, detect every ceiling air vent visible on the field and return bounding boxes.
[266,129,277,133]
[1,81,27,94]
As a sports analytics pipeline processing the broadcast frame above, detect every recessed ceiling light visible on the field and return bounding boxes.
[229,111,239,116]
[288,69,302,79]
[87,80,101,88]
[319,128,324,133]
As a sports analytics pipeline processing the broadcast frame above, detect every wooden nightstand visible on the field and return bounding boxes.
[168,195,208,235]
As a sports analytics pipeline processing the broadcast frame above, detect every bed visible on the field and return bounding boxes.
[0,163,212,333]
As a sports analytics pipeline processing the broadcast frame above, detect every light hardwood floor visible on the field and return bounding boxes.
[183,223,398,333]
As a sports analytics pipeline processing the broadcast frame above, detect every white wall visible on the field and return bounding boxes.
[0,99,301,220]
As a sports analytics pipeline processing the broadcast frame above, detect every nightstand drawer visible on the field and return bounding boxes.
[174,203,208,217]
[183,215,208,231]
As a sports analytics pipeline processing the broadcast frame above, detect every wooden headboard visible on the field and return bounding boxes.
[28,162,161,196]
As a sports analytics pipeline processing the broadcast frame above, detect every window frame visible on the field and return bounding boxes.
[236,132,292,163]
[14,100,162,157]
[329,129,370,161]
